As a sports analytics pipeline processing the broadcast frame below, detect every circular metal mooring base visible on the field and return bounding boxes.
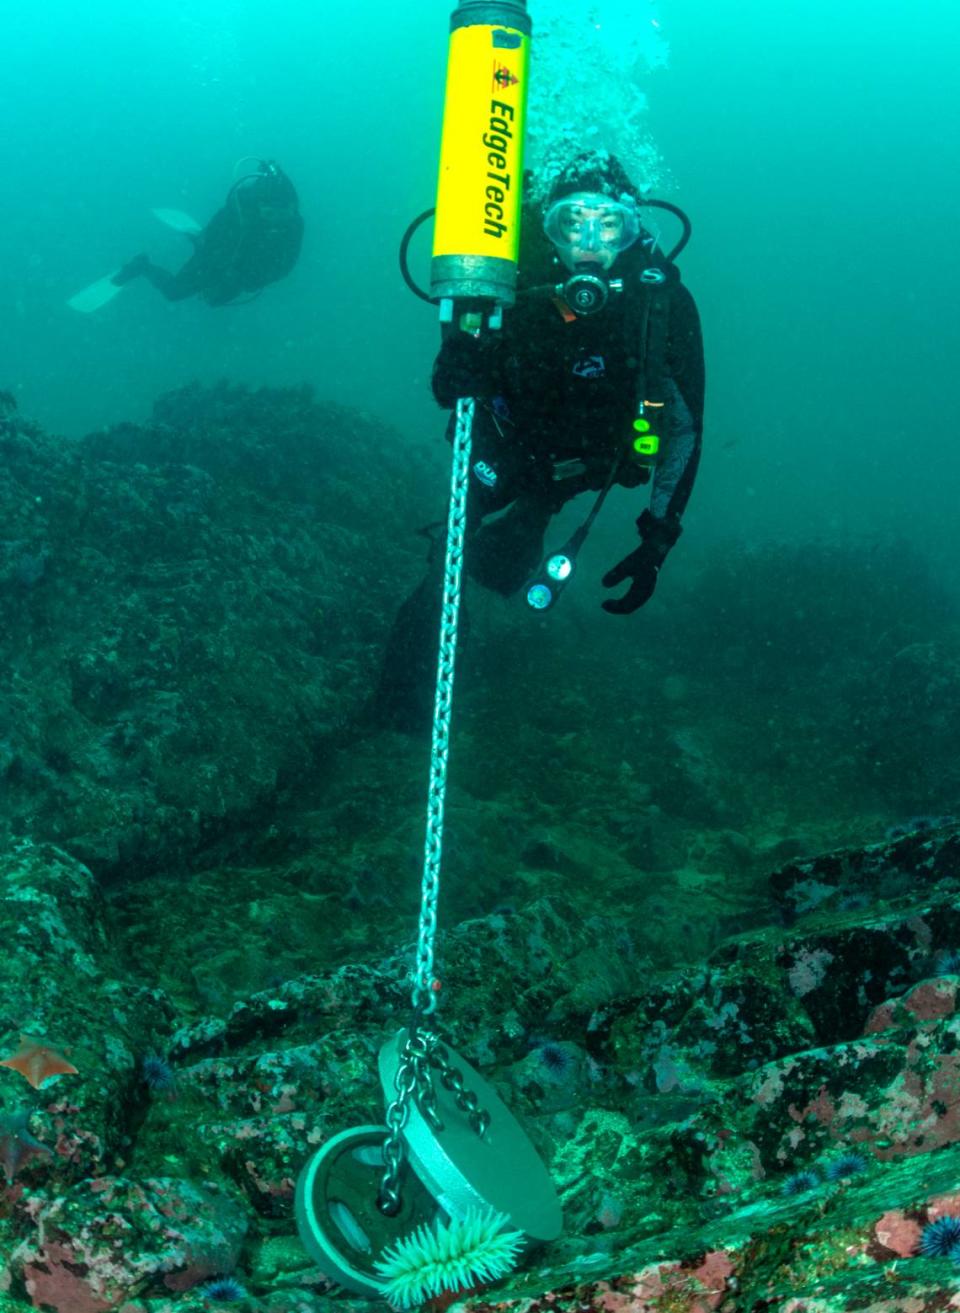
[378,1028,563,1242]
[295,1124,440,1297]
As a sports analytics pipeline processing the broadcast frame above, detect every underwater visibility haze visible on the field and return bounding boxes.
[1,1,960,1310]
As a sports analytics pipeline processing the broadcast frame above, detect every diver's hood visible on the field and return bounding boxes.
[546,149,643,209]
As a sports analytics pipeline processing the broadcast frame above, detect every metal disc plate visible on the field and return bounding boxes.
[295,1123,440,1296]
[379,1029,563,1241]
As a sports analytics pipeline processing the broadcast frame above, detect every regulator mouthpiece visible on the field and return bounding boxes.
[559,271,623,317]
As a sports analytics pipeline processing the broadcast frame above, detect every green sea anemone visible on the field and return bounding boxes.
[373,1206,525,1309]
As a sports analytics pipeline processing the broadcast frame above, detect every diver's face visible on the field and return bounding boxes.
[556,202,625,271]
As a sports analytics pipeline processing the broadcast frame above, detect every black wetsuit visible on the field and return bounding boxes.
[431,241,705,593]
[120,165,304,306]
[373,238,704,730]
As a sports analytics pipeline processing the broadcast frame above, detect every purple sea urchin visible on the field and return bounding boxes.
[537,1042,574,1082]
[142,1054,175,1092]
[823,1152,867,1181]
[782,1170,820,1196]
[200,1275,246,1302]
[918,1215,960,1257]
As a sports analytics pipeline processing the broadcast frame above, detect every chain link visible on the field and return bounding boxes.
[412,396,474,1016]
[379,1028,440,1214]
[378,399,475,1214]
[432,1039,492,1138]
[378,1025,492,1214]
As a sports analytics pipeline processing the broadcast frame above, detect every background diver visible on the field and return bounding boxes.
[375,148,705,732]
[68,158,304,312]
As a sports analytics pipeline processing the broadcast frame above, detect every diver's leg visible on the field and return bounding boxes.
[140,258,206,302]
[370,477,554,731]
[113,254,205,301]
[467,476,555,596]
[371,409,512,733]
[370,554,446,734]
[112,254,151,286]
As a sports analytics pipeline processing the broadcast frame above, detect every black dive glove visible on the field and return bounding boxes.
[433,332,500,406]
[601,510,682,615]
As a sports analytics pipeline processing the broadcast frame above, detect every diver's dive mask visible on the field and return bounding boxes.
[543,191,641,268]
[543,191,640,314]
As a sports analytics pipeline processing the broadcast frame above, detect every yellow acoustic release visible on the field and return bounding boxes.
[431,2,531,306]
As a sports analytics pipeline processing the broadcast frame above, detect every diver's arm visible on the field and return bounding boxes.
[650,380,701,521]
[601,379,696,615]
[666,282,705,435]
[649,283,705,521]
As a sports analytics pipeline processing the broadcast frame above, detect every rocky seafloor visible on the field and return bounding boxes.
[1,384,959,1311]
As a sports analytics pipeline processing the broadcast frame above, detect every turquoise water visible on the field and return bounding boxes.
[2,10,960,1304]
[2,0,958,561]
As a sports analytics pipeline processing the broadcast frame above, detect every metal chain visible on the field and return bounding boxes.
[432,1038,491,1138]
[378,396,475,1215]
[411,395,474,1016]
[378,1027,492,1214]
[379,1028,442,1214]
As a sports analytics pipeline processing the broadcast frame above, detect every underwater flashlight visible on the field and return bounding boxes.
[524,554,574,611]
[526,582,554,610]
[525,537,585,611]
[521,437,632,615]
[546,553,573,581]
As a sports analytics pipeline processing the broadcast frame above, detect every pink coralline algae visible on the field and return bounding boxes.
[10,1176,248,1312]
[873,1209,924,1258]
[619,1250,735,1312]
[864,977,959,1034]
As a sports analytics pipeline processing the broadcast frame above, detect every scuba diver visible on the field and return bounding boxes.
[375,149,705,732]
[67,159,304,312]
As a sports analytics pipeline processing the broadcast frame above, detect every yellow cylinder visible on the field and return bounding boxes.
[431,1,531,306]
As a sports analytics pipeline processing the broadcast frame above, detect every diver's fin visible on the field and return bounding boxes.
[151,207,202,235]
[66,272,126,313]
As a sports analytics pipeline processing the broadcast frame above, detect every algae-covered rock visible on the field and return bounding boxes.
[0,842,172,1186]
[0,383,439,876]
[8,1175,247,1309]
[4,383,960,1311]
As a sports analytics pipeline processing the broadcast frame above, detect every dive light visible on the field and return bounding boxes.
[525,529,587,611]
